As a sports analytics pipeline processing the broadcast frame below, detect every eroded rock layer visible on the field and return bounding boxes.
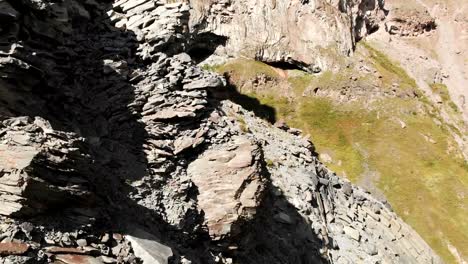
[0,0,442,263]
[189,0,387,71]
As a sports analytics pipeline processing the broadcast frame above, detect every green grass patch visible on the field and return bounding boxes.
[266,159,274,167]
[236,115,249,133]
[430,83,451,101]
[201,63,221,72]
[214,58,279,79]
[366,106,468,264]
[361,42,418,91]
[430,82,459,112]
[213,58,468,263]
[288,72,314,95]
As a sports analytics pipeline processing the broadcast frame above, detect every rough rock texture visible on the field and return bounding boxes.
[0,0,442,263]
[189,0,387,71]
[188,137,266,240]
[385,6,437,36]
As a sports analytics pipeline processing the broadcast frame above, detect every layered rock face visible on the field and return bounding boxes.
[189,0,386,71]
[0,0,441,263]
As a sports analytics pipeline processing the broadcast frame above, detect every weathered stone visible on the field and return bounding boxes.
[188,137,265,239]
[274,212,293,224]
[182,76,224,90]
[0,145,37,171]
[342,182,353,196]
[143,109,196,121]
[343,226,361,242]
[126,228,173,264]
[55,254,104,264]
[0,242,29,256]
[76,239,87,247]
[45,246,86,254]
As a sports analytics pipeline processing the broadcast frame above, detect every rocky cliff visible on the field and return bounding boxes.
[0,0,443,263]
[189,0,386,71]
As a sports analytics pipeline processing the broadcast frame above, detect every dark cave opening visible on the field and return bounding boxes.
[188,46,216,63]
[187,32,228,63]
[264,60,304,71]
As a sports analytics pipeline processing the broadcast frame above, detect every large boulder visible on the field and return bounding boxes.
[188,136,266,240]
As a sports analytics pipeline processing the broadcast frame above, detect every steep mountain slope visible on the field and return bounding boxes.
[192,0,468,263]
[0,0,444,264]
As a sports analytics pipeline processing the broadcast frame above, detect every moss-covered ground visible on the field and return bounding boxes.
[205,47,468,263]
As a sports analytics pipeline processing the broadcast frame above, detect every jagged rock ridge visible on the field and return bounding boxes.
[0,0,442,263]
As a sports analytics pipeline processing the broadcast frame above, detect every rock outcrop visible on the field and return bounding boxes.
[0,0,442,263]
[189,0,387,71]
[385,6,437,36]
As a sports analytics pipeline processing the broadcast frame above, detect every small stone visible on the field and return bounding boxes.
[365,243,378,256]
[112,233,123,242]
[174,53,192,63]
[77,239,87,247]
[343,226,360,241]
[274,212,293,224]
[126,228,173,264]
[288,128,302,135]
[101,233,110,243]
[19,222,34,235]
[45,247,86,254]
[319,178,329,186]
[274,120,289,130]
[342,182,353,196]
[100,255,117,263]
[44,237,55,245]
[319,153,332,163]
[183,76,224,90]
[111,244,122,256]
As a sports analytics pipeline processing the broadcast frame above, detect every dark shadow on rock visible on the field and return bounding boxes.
[207,151,329,264]
[263,60,307,71]
[209,73,277,123]
[233,185,328,264]
[1,0,220,262]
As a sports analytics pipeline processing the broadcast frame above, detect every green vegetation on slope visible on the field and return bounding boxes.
[361,42,418,91]
[207,54,468,263]
[209,58,279,79]
[430,82,459,112]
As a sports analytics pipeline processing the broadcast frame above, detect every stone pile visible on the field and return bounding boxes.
[0,215,152,264]
[0,0,443,263]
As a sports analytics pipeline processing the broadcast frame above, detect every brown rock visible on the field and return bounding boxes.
[54,254,103,264]
[46,247,86,254]
[188,137,265,239]
[0,242,29,256]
